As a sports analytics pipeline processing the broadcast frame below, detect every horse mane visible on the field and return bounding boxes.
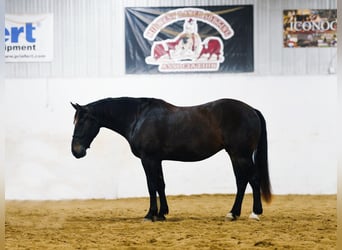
[87,97,163,107]
[87,97,138,116]
[140,98,177,112]
[84,98,161,125]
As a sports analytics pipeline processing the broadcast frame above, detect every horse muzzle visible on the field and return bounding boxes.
[71,141,87,158]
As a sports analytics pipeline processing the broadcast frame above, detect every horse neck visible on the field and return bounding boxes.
[91,98,141,139]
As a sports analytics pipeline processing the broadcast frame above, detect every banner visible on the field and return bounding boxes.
[5,14,53,62]
[283,9,337,48]
[125,6,254,74]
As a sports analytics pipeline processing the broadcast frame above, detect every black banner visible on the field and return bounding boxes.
[125,6,254,74]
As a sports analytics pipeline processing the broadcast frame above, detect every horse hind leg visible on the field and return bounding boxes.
[248,162,263,220]
[226,154,250,221]
[226,152,263,221]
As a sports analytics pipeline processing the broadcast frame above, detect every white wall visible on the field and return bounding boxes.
[5,75,337,200]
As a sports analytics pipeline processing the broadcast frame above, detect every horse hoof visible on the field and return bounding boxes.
[157,215,166,221]
[249,212,260,221]
[225,212,239,221]
[142,217,153,222]
[143,215,157,222]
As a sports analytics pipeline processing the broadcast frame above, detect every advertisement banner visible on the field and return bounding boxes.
[5,14,53,62]
[125,6,254,74]
[283,9,337,48]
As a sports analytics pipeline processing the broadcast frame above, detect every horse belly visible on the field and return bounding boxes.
[162,130,223,162]
[131,108,224,161]
[164,146,222,162]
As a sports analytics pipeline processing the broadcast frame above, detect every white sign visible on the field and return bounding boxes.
[5,14,53,62]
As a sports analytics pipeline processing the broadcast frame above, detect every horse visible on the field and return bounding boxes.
[71,97,272,221]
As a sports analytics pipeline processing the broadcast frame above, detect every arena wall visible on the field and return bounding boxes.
[5,75,337,199]
[4,0,337,199]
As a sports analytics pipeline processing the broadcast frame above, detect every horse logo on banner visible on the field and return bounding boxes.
[144,8,234,72]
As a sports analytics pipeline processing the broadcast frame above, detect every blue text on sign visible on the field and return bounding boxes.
[5,23,36,43]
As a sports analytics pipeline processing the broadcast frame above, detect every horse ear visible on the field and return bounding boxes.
[70,102,77,109]
[71,102,90,113]
[71,102,82,110]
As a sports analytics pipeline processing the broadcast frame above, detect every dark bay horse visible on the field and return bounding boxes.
[71,97,271,221]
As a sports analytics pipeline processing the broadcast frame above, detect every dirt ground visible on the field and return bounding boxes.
[5,194,336,249]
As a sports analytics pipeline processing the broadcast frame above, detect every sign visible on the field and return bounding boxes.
[125,6,254,74]
[5,14,53,62]
[283,9,337,48]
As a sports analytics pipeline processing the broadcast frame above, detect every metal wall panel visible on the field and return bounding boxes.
[5,0,337,77]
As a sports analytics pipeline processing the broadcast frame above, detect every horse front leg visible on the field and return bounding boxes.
[142,158,158,221]
[156,165,169,220]
[142,158,168,221]
[144,180,158,221]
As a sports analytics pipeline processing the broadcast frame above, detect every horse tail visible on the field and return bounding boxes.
[254,109,272,203]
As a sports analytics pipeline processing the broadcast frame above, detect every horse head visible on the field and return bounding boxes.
[71,102,100,159]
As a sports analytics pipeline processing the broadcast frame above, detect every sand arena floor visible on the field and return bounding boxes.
[5,194,336,249]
